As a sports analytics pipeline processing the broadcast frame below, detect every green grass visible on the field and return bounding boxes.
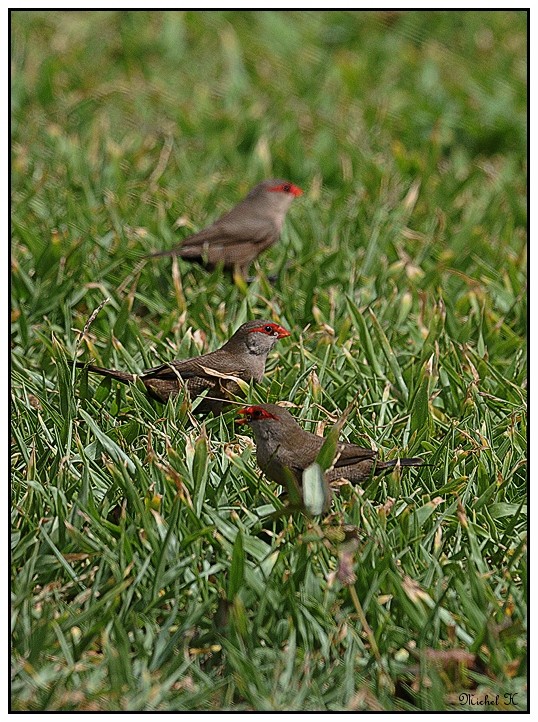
[11,9,526,711]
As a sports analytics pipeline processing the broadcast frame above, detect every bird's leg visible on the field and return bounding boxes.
[233,265,250,291]
[245,266,281,285]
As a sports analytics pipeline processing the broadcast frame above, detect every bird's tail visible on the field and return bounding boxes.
[146,244,208,260]
[378,457,425,471]
[75,362,134,385]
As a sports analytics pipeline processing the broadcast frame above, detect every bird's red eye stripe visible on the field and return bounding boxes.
[237,406,278,421]
[247,324,290,338]
[268,183,303,197]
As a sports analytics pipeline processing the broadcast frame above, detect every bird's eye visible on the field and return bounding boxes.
[264,325,273,333]
[283,184,291,192]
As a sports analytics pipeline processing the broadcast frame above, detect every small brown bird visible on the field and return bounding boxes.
[236,403,424,485]
[148,179,303,276]
[76,322,290,415]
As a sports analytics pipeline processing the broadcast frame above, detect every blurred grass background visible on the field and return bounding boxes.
[11,10,526,711]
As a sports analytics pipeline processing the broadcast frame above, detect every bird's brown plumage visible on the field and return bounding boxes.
[76,322,290,415]
[148,179,303,275]
[237,403,424,485]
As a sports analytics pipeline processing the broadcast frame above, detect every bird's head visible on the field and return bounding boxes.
[247,180,303,220]
[241,178,303,225]
[236,403,297,444]
[227,320,290,357]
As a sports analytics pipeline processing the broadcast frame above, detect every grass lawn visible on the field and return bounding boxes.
[11,9,527,711]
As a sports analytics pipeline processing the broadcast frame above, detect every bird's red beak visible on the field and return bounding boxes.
[275,325,291,339]
[235,408,249,425]
[289,184,303,197]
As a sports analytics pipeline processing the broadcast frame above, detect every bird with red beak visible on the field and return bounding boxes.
[236,403,424,487]
[148,179,303,277]
[76,322,290,415]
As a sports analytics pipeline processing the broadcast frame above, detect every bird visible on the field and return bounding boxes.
[76,321,290,415]
[147,179,303,277]
[236,403,424,486]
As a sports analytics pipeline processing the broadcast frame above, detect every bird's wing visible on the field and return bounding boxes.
[333,442,377,467]
[142,350,246,382]
[141,360,202,381]
[277,435,376,474]
[180,208,277,250]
